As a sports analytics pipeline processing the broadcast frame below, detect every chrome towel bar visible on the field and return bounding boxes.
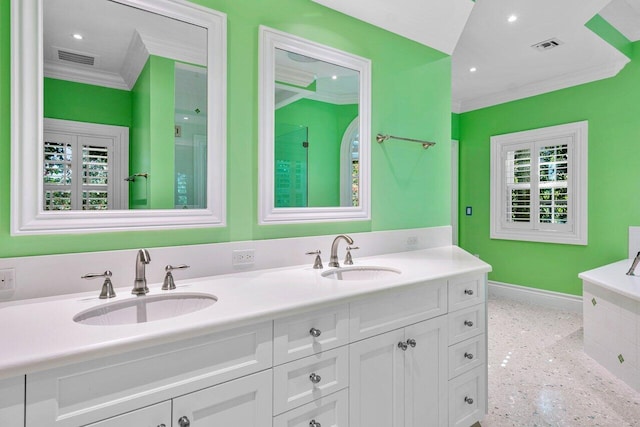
[376,133,436,149]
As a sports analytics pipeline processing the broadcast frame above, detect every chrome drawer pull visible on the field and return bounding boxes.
[464,352,474,360]
[464,289,474,295]
[310,327,322,338]
[309,420,322,427]
[464,320,474,327]
[309,373,322,384]
[178,416,190,427]
[464,396,474,405]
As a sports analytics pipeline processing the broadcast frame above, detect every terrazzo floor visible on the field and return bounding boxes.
[481,295,640,426]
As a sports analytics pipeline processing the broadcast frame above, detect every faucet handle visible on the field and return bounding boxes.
[344,246,359,265]
[162,264,190,290]
[305,250,323,269]
[82,270,116,299]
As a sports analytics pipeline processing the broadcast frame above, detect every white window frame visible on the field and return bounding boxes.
[44,119,129,210]
[490,121,588,245]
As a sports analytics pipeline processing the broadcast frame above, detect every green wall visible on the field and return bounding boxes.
[458,41,640,296]
[130,55,176,209]
[275,98,358,207]
[44,78,132,127]
[1,0,451,257]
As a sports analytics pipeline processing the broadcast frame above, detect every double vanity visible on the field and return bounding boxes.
[0,245,491,427]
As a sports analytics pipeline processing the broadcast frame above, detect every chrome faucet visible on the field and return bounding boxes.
[132,249,151,295]
[626,251,640,276]
[329,234,354,268]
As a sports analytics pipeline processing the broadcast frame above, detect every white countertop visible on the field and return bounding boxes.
[0,246,490,380]
[579,259,640,301]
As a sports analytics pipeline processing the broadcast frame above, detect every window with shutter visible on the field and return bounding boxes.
[490,121,588,245]
[43,119,128,211]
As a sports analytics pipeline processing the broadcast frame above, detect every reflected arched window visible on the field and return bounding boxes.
[340,118,359,207]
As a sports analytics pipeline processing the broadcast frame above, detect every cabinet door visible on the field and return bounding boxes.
[85,401,171,427]
[405,316,448,427]
[172,370,271,427]
[0,376,24,427]
[349,328,405,427]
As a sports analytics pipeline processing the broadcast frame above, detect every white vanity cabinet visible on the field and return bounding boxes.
[446,275,487,427]
[11,271,488,427]
[348,280,451,427]
[25,321,273,426]
[582,280,640,391]
[349,316,448,427]
[0,376,25,427]
[84,402,171,427]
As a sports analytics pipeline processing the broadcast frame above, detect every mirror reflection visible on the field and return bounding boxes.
[274,48,360,208]
[43,0,208,210]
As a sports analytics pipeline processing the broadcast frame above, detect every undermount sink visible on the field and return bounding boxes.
[321,266,401,281]
[74,292,218,326]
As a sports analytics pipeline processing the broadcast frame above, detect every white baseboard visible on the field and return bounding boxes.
[488,281,582,314]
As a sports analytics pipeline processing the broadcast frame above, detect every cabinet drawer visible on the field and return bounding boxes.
[448,303,485,345]
[350,280,447,341]
[26,321,272,427]
[448,275,485,312]
[448,334,486,380]
[273,346,349,415]
[85,401,171,427]
[448,366,486,427]
[274,304,349,365]
[273,388,348,427]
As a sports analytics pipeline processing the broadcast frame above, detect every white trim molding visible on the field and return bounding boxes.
[490,121,588,245]
[488,281,583,313]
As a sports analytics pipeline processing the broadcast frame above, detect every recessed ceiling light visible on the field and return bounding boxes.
[507,15,518,23]
[72,33,83,40]
[331,75,337,80]
[469,67,477,73]
[183,117,189,120]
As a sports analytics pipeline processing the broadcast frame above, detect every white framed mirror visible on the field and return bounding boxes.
[11,0,226,234]
[258,26,371,224]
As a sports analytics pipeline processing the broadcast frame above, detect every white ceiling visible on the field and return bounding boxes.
[47,0,640,115]
[311,0,474,55]
[44,0,206,90]
[314,0,640,113]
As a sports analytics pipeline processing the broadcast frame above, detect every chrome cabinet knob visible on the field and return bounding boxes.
[464,320,474,327]
[309,373,322,384]
[309,327,322,338]
[178,416,190,427]
[406,338,417,348]
[309,420,321,427]
[398,341,408,351]
[464,396,474,405]
[464,352,474,360]
[464,289,474,295]
[158,424,166,427]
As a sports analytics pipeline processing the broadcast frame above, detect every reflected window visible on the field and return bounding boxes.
[340,118,359,207]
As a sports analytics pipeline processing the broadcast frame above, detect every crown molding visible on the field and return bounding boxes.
[454,57,630,113]
[43,62,129,90]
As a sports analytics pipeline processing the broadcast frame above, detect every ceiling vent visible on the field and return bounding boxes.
[531,38,563,52]
[57,49,95,66]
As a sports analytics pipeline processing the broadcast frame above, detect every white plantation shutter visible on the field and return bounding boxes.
[81,143,111,210]
[43,122,126,211]
[491,122,588,245]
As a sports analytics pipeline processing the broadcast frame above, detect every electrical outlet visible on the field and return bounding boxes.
[406,236,418,248]
[0,268,16,292]
[232,249,255,266]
